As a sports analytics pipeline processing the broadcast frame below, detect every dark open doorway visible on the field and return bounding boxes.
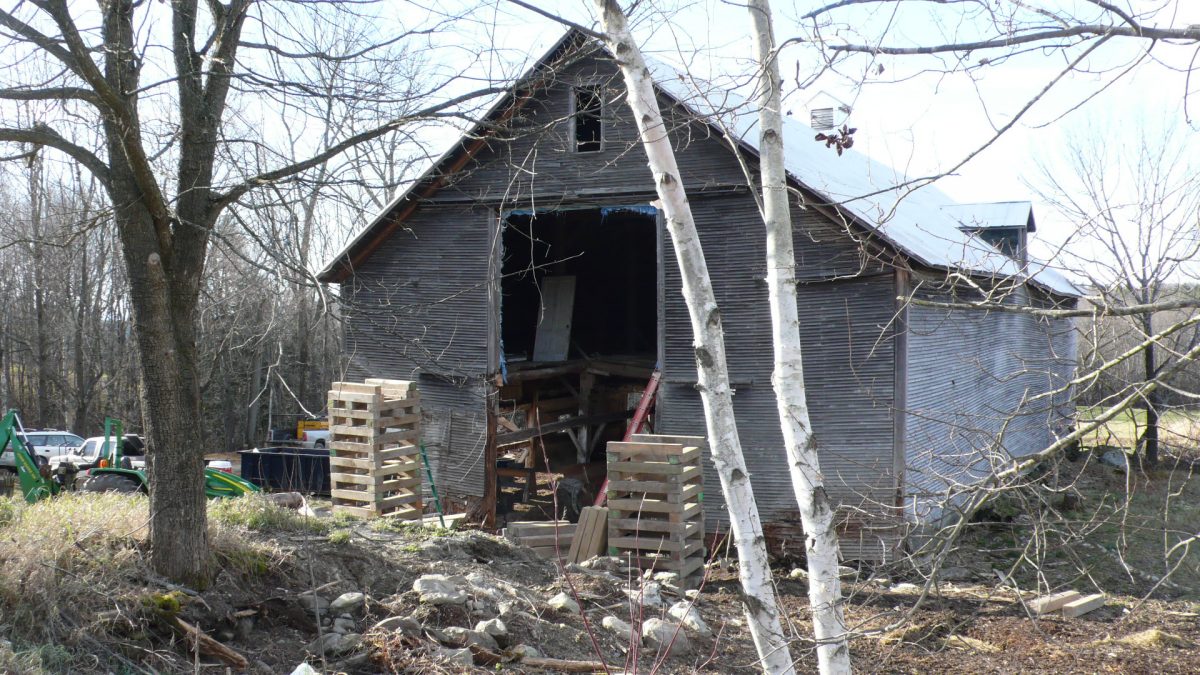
[500,206,657,363]
[493,206,658,523]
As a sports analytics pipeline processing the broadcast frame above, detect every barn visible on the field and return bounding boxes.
[317,31,1079,559]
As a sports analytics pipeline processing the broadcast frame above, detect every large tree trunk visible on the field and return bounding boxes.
[746,2,851,672]
[594,2,796,671]
[116,204,211,586]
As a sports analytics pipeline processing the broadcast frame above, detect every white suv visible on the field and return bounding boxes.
[0,430,84,470]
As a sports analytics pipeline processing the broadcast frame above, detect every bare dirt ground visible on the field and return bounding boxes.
[1,448,1198,673]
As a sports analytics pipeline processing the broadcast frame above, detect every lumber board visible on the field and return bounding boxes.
[327,391,381,404]
[608,482,701,503]
[630,433,707,447]
[608,518,701,537]
[611,553,704,575]
[609,536,699,553]
[607,499,701,516]
[1029,591,1082,616]
[374,412,421,428]
[1062,593,1106,618]
[603,460,693,476]
[331,382,385,394]
[567,507,608,563]
[328,407,376,420]
[606,478,681,493]
[608,446,701,466]
[606,441,684,457]
[515,533,576,548]
[376,429,420,445]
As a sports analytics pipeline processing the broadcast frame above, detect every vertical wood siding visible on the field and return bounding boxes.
[338,204,491,498]
[428,52,750,204]
[658,197,900,560]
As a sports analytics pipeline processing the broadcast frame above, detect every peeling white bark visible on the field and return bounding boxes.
[593,1,796,672]
[747,1,851,673]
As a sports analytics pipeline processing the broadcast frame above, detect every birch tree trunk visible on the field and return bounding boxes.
[747,1,851,672]
[594,2,795,672]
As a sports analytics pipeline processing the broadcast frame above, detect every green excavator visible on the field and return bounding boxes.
[0,409,65,502]
[1,410,259,502]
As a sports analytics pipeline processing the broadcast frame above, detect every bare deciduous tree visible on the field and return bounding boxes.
[0,0,499,583]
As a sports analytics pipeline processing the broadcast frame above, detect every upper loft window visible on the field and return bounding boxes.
[573,86,603,153]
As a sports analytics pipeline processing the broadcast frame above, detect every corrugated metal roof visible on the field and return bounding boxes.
[941,201,1036,232]
[320,29,1080,298]
[642,59,1078,297]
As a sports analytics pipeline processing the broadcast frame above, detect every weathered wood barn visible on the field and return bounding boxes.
[318,31,1079,559]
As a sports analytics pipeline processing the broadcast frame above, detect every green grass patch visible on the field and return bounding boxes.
[208,494,330,534]
[1077,406,1200,452]
[369,516,452,538]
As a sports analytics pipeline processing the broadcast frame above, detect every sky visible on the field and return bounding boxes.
[415,0,1200,282]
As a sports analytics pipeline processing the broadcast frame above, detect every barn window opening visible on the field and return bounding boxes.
[573,86,603,153]
[494,206,657,520]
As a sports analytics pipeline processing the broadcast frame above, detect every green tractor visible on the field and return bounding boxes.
[1,410,259,502]
[0,409,65,502]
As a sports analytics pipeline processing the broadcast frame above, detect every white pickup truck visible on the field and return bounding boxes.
[298,428,329,449]
[48,435,147,472]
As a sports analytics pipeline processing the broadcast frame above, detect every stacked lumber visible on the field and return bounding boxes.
[504,520,575,559]
[566,506,609,563]
[327,379,422,519]
[605,434,706,580]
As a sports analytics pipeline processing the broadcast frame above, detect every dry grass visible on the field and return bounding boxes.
[0,493,298,672]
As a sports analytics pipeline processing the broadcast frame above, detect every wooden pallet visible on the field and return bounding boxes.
[327,379,422,519]
[606,434,706,579]
[505,520,575,559]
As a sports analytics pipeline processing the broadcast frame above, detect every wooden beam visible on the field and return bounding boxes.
[495,409,633,445]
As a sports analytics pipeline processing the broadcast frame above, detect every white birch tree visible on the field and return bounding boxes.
[747,1,851,672]
[593,1,797,671]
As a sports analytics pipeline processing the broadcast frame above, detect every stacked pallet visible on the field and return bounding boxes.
[327,379,422,519]
[504,520,575,559]
[606,434,706,580]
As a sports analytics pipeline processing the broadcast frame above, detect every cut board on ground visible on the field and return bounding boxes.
[1062,593,1106,618]
[505,520,576,560]
[1029,590,1082,616]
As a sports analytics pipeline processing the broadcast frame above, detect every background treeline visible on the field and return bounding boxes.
[0,160,357,450]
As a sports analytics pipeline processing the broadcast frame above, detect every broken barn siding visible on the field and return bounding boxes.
[658,195,901,560]
[417,377,489,501]
[903,284,1077,524]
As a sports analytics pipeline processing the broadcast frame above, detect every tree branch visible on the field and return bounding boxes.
[0,124,112,190]
[0,6,79,71]
[0,86,101,105]
[827,24,1199,55]
[211,85,507,208]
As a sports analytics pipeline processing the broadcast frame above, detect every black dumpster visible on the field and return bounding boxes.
[239,447,330,495]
